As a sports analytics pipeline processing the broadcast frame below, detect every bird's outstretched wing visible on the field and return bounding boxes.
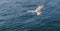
[34,3,45,12]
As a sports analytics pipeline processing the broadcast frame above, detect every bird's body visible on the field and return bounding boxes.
[23,4,44,16]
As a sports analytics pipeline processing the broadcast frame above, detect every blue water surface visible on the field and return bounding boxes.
[0,0,60,31]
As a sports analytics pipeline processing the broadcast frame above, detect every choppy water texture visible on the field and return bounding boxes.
[0,0,60,31]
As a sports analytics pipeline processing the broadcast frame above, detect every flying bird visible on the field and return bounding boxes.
[22,0,48,16]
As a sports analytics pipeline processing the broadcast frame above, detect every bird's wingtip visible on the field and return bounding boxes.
[22,10,28,12]
[41,3,45,5]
